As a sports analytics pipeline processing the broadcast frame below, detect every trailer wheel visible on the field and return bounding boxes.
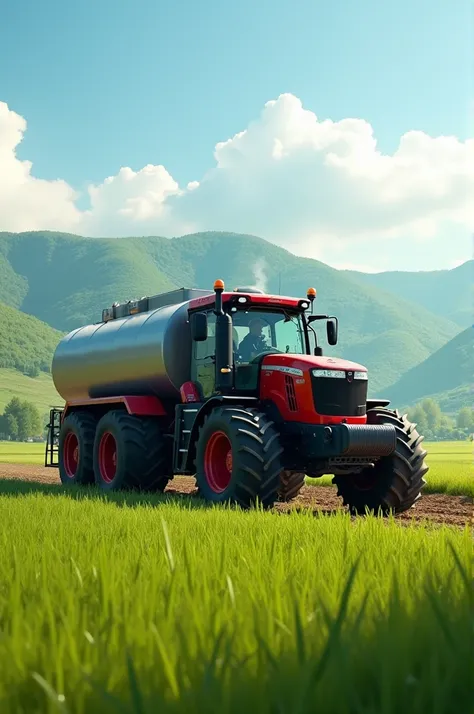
[277,471,306,502]
[93,411,171,492]
[332,407,428,515]
[58,411,96,486]
[194,406,284,508]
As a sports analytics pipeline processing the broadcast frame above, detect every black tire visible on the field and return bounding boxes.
[93,410,172,492]
[58,411,96,486]
[333,407,428,515]
[194,406,284,508]
[278,471,306,502]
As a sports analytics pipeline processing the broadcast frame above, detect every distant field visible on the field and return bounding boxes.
[1,440,472,496]
[0,368,62,414]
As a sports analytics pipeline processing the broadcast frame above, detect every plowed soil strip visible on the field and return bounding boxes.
[1,463,472,528]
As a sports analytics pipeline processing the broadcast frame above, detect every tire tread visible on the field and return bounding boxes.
[333,407,428,515]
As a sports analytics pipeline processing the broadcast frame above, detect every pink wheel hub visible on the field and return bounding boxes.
[204,431,233,493]
[64,432,79,478]
[99,431,117,483]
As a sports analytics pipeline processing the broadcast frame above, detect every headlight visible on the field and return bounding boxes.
[312,369,368,380]
[312,369,345,378]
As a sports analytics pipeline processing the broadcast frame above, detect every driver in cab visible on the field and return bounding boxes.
[238,318,268,362]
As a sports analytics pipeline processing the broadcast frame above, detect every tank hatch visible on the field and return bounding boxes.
[101,287,212,322]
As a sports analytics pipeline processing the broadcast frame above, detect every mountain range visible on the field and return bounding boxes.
[0,230,470,414]
[345,261,472,329]
[385,326,472,414]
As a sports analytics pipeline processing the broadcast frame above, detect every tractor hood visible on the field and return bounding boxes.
[260,353,367,375]
[258,352,369,425]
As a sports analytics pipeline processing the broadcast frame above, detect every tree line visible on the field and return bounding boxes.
[407,399,473,441]
[0,397,44,441]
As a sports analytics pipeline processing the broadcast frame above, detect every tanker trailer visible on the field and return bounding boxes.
[45,279,428,514]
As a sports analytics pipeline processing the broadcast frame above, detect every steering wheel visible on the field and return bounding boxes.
[249,348,284,364]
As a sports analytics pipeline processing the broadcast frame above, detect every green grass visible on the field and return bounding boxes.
[0,481,471,713]
[0,368,62,416]
[0,440,47,463]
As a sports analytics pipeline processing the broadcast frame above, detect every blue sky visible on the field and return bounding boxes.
[0,0,472,271]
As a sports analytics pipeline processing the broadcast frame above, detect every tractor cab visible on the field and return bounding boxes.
[188,279,340,402]
[192,304,307,397]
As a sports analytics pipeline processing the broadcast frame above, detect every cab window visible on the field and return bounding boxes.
[192,311,216,398]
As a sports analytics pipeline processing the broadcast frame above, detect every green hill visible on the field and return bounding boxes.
[0,301,63,376]
[385,327,472,412]
[0,230,463,394]
[0,302,63,415]
[344,260,473,328]
[0,368,62,416]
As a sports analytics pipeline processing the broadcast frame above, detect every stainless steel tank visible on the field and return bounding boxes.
[52,301,193,402]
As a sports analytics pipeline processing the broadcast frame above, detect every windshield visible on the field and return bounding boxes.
[230,308,306,361]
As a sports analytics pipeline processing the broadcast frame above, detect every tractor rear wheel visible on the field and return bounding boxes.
[194,406,284,508]
[332,407,428,515]
[93,410,172,492]
[278,470,306,502]
[58,411,96,486]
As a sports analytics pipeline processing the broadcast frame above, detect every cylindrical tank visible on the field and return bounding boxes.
[52,301,192,402]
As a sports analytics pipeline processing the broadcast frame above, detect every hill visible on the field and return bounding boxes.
[344,260,472,328]
[0,368,62,417]
[385,327,472,412]
[0,303,63,416]
[0,301,63,376]
[0,230,463,394]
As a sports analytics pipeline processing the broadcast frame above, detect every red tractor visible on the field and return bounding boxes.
[45,280,428,513]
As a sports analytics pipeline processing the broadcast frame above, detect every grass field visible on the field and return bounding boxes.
[0,368,62,415]
[1,439,472,497]
[0,483,471,714]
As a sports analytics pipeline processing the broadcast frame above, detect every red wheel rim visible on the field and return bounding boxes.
[204,431,232,493]
[63,432,79,478]
[99,431,117,483]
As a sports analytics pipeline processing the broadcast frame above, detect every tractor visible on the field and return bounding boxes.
[45,279,428,513]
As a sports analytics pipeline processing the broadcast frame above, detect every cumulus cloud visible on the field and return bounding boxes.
[83,164,182,236]
[0,103,82,232]
[0,94,472,267]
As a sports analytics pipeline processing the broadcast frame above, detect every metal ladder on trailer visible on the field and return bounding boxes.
[44,407,64,467]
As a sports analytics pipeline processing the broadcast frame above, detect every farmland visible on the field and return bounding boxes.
[0,440,472,713]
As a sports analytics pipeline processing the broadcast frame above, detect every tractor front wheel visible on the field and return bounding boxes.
[195,406,284,508]
[333,407,428,515]
[93,410,172,492]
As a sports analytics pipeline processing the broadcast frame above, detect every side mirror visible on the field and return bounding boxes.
[190,312,208,342]
[327,318,338,346]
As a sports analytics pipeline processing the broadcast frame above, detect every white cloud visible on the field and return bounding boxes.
[83,164,181,235]
[0,103,82,232]
[0,94,472,269]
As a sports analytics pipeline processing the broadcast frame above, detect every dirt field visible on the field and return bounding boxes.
[1,462,472,528]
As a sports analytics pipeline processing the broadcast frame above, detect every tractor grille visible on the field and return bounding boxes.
[311,373,367,417]
[285,375,298,411]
